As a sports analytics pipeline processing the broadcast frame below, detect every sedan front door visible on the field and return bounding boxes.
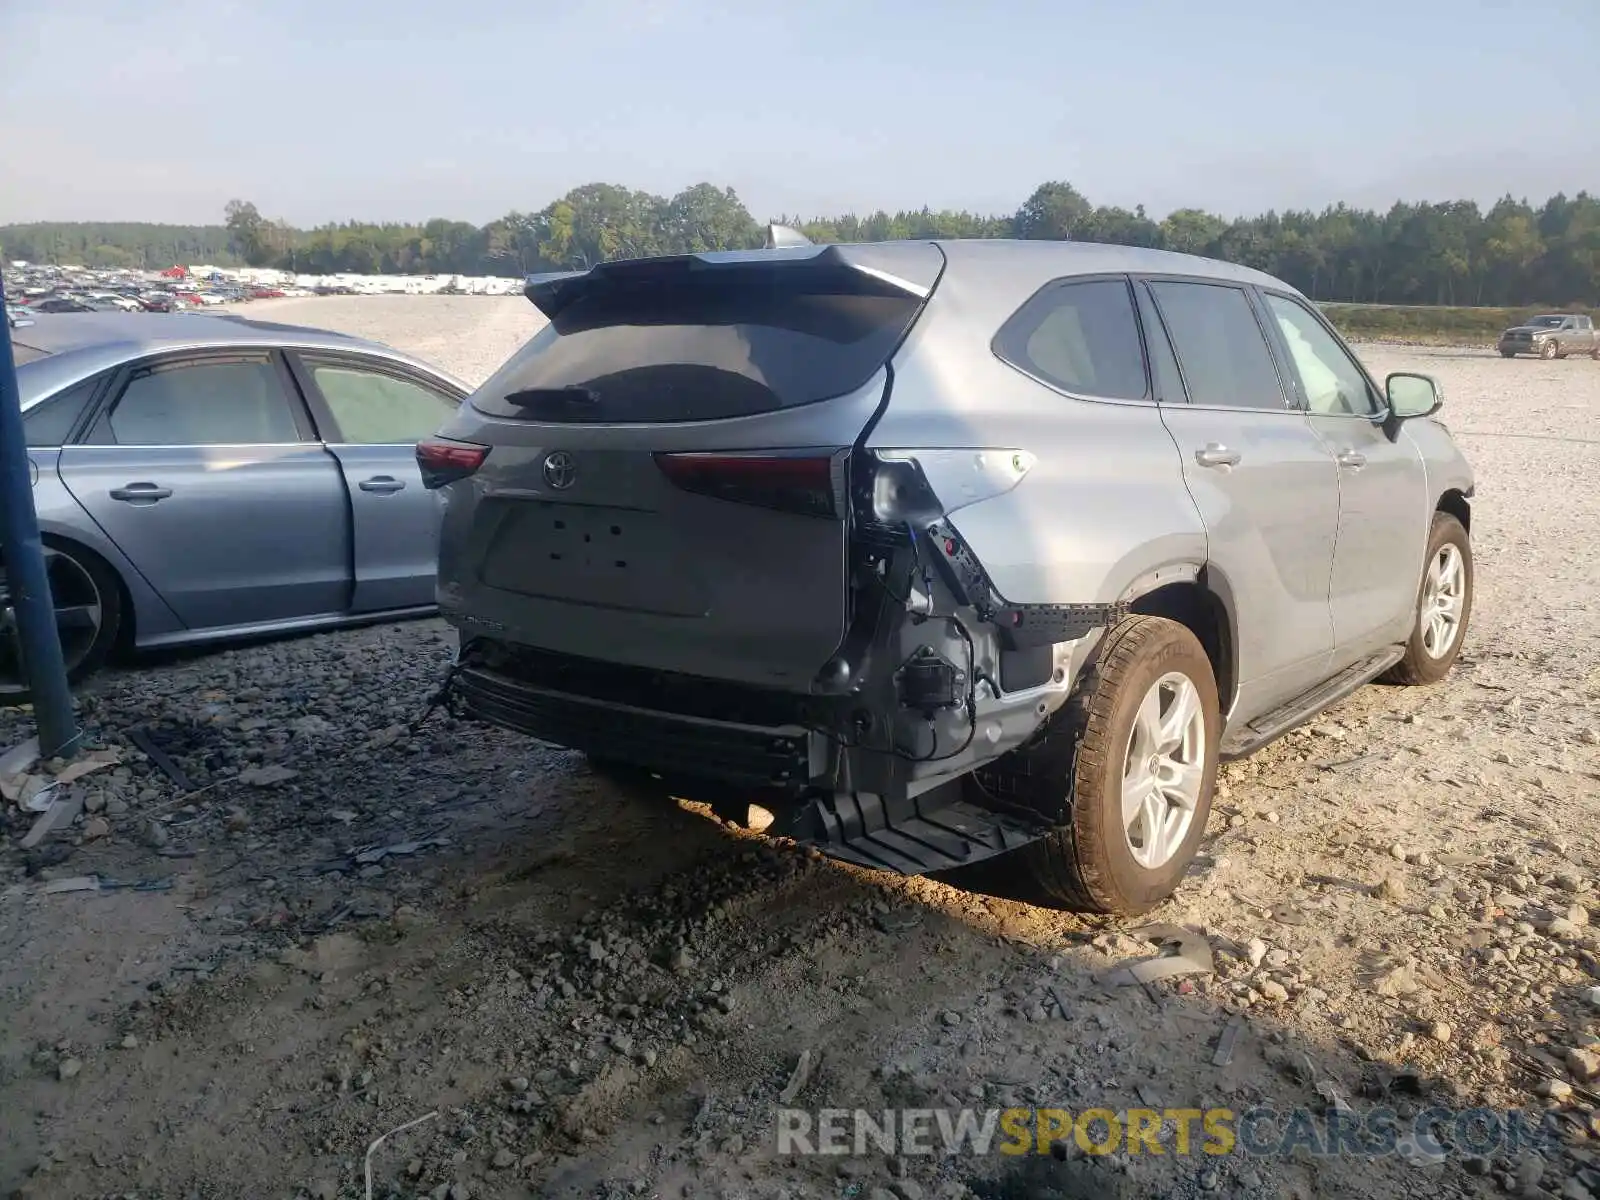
[57,351,352,630]
[1258,291,1428,666]
[290,353,462,612]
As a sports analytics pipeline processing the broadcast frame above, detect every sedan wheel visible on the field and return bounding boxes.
[0,542,121,705]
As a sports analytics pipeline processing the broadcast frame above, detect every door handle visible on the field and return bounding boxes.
[108,483,173,503]
[358,476,407,494]
[1336,449,1367,469]
[1194,444,1242,469]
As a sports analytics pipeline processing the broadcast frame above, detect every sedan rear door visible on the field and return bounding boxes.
[57,350,352,630]
[288,352,463,612]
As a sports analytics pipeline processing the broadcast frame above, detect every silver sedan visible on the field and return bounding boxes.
[3,312,466,702]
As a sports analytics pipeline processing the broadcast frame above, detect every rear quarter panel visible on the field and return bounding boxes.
[870,267,1205,606]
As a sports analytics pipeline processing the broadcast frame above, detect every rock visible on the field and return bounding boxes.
[1377,875,1407,902]
[491,1148,514,1169]
[1312,724,1347,739]
[224,807,251,832]
[83,792,106,814]
[891,1183,925,1200]
[1389,843,1407,861]
[1537,1078,1573,1100]
[310,1182,337,1200]
[1515,1155,1545,1192]
[1583,986,1600,1011]
[1198,1168,1220,1191]
[119,1034,139,1049]
[1568,903,1591,927]
[81,817,110,840]
[1246,938,1267,968]
[57,1057,82,1081]
[1462,1155,1492,1176]
[104,797,128,817]
[941,1010,963,1027]
[447,1185,472,1200]
[508,1076,529,1093]
[1374,962,1420,997]
[1567,1047,1600,1083]
[1259,981,1289,1003]
[143,820,169,849]
[1427,1022,1452,1043]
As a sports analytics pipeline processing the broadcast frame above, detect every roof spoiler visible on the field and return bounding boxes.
[764,223,813,249]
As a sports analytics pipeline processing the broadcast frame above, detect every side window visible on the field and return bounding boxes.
[994,277,1148,401]
[1133,284,1187,404]
[306,360,458,444]
[1261,293,1378,417]
[93,356,301,446]
[1147,282,1287,411]
[23,380,97,447]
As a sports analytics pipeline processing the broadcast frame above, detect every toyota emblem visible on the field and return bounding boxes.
[542,451,577,490]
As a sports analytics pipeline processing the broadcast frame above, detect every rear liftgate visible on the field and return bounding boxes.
[767,445,1128,875]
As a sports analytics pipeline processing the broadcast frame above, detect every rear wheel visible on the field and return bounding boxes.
[988,616,1219,915]
[1382,512,1472,686]
[1591,344,1599,361]
[1498,350,1515,359]
[0,539,122,707]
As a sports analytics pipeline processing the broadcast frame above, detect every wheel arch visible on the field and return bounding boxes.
[1435,488,1471,534]
[1123,574,1236,715]
[34,529,137,650]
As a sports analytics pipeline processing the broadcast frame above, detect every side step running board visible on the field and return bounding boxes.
[775,783,1052,876]
[1219,646,1404,760]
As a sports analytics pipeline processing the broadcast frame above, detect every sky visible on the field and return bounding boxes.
[2,0,1596,229]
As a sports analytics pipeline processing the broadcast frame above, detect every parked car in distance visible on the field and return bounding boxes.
[424,236,1476,915]
[2,313,468,703]
[1498,312,1599,359]
[30,297,95,314]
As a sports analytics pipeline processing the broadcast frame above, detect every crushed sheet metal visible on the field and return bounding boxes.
[1102,923,1215,987]
[20,787,83,849]
[1212,1015,1245,1066]
[777,1049,817,1104]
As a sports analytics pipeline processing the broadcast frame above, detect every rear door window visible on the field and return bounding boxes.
[993,277,1148,401]
[303,358,459,443]
[1147,281,1289,411]
[23,380,97,446]
[474,263,924,423]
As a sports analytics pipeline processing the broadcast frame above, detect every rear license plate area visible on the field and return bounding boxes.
[481,501,708,616]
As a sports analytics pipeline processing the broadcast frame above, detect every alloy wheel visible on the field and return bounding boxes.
[1120,671,1206,870]
[1419,543,1465,659]
[0,547,105,695]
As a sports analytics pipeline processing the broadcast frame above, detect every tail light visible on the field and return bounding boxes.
[417,437,489,490]
[654,452,841,518]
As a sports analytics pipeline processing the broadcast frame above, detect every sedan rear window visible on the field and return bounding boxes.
[472,264,924,423]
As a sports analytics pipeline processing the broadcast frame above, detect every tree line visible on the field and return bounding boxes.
[3,181,1596,306]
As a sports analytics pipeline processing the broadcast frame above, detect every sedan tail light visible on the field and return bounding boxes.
[417,438,489,490]
[653,452,841,518]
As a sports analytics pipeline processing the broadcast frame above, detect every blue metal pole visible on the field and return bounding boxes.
[0,275,80,757]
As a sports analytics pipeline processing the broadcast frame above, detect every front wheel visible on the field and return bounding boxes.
[1382,512,1473,686]
[1540,340,1558,360]
[1003,616,1219,915]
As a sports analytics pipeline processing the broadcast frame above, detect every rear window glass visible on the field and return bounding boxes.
[472,264,923,423]
[994,277,1148,401]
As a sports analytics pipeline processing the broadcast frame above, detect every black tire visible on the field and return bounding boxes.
[1498,350,1515,359]
[1540,340,1558,360]
[0,538,122,708]
[984,616,1220,915]
[1381,512,1472,686]
[1591,345,1599,361]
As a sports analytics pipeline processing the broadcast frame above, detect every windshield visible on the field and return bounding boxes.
[1526,315,1566,327]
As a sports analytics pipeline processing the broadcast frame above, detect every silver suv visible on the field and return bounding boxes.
[423,237,1475,914]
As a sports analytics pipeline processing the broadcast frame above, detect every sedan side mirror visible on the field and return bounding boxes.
[1385,372,1442,421]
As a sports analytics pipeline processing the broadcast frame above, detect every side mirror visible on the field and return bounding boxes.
[1385,372,1442,421]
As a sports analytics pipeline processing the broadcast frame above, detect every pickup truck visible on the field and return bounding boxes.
[1498,313,1599,359]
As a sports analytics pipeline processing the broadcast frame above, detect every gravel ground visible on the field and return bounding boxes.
[1,298,1598,1200]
